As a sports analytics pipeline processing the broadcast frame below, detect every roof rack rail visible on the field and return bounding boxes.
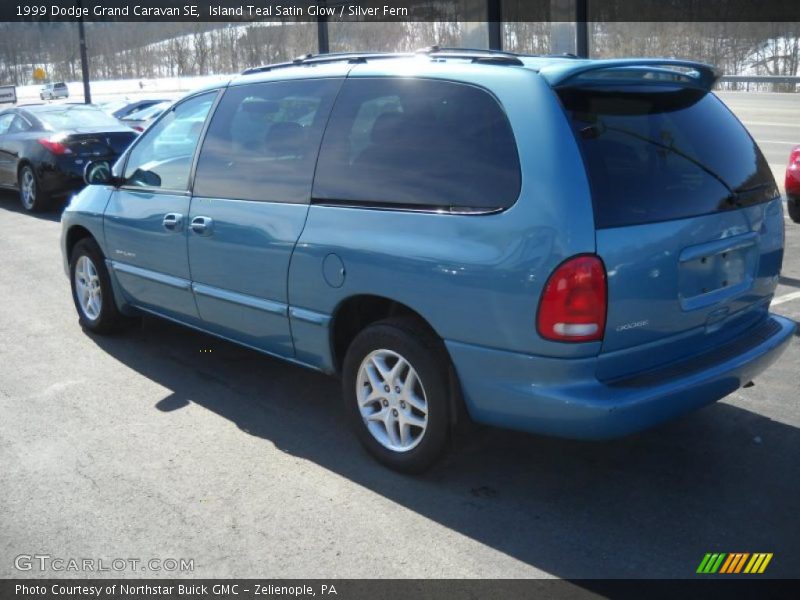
[241,47,527,75]
[241,52,403,75]
[416,45,525,65]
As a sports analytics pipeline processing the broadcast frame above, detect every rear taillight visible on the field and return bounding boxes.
[38,138,72,155]
[786,147,800,197]
[537,255,607,343]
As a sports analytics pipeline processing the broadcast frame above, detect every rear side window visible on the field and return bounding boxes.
[9,115,32,133]
[559,86,777,228]
[193,79,341,203]
[313,78,521,211]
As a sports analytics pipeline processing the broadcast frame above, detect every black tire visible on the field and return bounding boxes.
[342,317,451,473]
[18,164,50,212]
[787,196,800,224]
[69,238,134,334]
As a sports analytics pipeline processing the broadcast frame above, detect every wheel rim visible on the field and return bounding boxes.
[21,169,36,209]
[356,349,429,452]
[74,255,102,321]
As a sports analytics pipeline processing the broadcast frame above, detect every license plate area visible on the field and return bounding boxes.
[678,232,759,311]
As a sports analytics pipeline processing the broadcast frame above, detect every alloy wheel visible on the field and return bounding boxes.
[74,255,102,321]
[356,349,429,452]
[20,169,36,210]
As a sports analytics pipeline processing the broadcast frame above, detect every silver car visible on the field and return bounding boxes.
[40,82,69,101]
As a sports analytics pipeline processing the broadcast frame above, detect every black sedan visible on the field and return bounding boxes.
[0,104,138,212]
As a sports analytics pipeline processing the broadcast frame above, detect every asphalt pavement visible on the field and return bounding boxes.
[0,92,799,580]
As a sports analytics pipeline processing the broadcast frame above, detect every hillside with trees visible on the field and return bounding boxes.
[0,21,797,86]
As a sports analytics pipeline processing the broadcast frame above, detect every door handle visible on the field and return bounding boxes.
[162,213,183,231]
[190,216,214,236]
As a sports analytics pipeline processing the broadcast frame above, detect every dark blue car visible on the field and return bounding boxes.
[0,104,137,211]
[60,50,795,472]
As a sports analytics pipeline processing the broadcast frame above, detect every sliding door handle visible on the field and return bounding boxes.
[162,213,183,231]
[190,216,214,236]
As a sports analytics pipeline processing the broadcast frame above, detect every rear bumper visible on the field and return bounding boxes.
[446,314,795,440]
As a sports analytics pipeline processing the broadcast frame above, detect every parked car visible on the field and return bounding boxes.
[61,51,795,472]
[786,145,800,223]
[40,82,69,100]
[119,100,172,132]
[99,98,170,120]
[0,103,138,211]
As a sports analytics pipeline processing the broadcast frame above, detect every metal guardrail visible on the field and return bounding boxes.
[720,75,800,85]
[718,75,799,92]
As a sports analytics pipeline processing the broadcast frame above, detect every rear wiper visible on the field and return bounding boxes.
[720,182,778,209]
[582,121,737,200]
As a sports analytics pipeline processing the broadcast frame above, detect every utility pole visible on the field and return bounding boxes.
[576,0,588,58]
[317,0,329,54]
[550,0,589,57]
[488,0,502,50]
[77,0,91,103]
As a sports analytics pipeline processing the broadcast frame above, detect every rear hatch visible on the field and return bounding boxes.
[552,63,783,380]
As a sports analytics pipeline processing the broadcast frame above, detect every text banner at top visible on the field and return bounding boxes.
[6,0,800,23]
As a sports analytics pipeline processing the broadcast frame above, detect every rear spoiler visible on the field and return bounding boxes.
[538,59,721,92]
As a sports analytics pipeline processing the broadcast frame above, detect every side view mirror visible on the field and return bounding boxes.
[83,160,118,186]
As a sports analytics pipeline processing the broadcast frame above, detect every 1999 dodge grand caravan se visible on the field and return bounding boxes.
[61,50,796,472]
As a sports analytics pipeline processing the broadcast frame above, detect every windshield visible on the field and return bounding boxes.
[37,106,121,130]
[559,86,777,228]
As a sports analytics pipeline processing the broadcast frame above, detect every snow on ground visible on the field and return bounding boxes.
[13,74,232,104]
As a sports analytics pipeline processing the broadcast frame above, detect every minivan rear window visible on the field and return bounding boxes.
[313,77,521,211]
[558,86,778,228]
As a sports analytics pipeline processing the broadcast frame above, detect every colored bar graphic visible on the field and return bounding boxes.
[734,553,749,573]
[699,552,773,574]
[744,554,761,573]
[758,553,773,573]
[719,553,737,574]
[697,553,728,573]
[697,554,713,573]
[719,554,736,573]
[710,553,726,573]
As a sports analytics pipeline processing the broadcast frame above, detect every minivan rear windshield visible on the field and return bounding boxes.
[558,86,778,229]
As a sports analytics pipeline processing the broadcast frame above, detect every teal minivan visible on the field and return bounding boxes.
[61,50,795,472]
